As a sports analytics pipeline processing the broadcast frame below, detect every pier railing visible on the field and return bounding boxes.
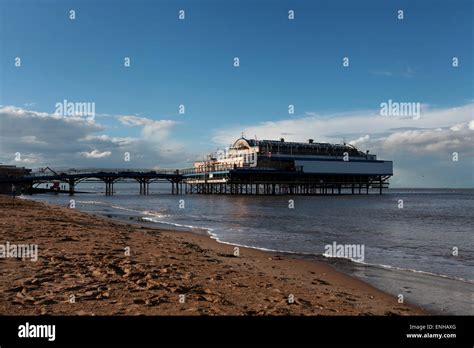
[180,164,238,175]
[29,167,179,177]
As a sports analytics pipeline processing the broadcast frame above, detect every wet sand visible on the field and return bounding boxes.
[0,195,427,315]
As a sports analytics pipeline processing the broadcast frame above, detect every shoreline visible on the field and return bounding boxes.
[0,194,427,315]
[104,207,470,315]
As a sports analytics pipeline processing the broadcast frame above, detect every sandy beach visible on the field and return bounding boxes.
[0,194,427,316]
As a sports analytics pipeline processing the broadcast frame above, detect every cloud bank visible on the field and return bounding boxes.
[212,103,474,187]
[0,106,187,169]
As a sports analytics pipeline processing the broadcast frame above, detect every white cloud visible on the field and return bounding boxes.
[212,103,474,155]
[349,134,370,147]
[80,150,112,159]
[118,115,150,126]
[383,124,472,154]
[80,134,136,146]
[118,115,177,139]
[20,136,47,145]
[369,66,416,78]
[13,154,41,164]
[0,106,189,169]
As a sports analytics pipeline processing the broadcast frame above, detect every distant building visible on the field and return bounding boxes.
[0,165,32,194]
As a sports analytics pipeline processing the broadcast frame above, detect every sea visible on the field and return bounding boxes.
[26,185,473,315]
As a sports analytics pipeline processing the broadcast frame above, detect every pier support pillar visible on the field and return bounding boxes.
[138,179,150,195]
[68,178,75,196]
[104,178,115,196]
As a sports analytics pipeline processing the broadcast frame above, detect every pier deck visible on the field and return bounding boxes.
[1,167,390,196]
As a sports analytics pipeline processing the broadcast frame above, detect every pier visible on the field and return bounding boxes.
[0,138,393,196]
[1,166,389,196]
[180,137,392,196]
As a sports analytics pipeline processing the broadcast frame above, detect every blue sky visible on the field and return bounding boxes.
[0,0,473,187]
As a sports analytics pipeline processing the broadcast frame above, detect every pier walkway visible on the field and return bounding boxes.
[0,167,390,196]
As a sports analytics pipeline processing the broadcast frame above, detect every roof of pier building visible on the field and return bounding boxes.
[231,138,366,157]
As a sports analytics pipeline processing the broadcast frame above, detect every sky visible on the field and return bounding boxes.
[0,0,472,187]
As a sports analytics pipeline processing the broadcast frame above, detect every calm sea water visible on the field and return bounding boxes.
[27,185,473,314]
